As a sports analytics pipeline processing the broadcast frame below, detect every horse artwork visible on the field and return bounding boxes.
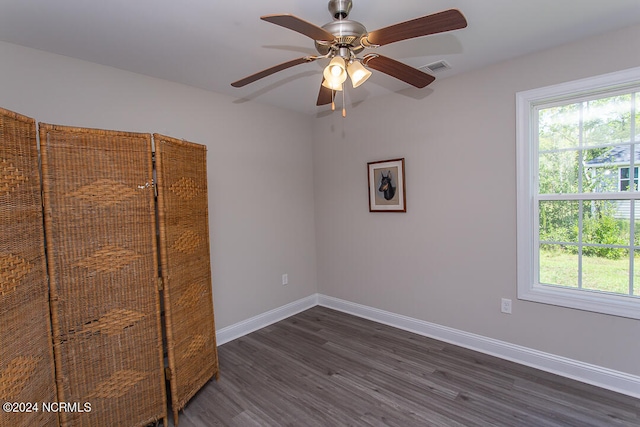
[378,170,396,201]
[367,158,406,212]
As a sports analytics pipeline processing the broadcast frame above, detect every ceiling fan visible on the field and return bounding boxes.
[231,0,467,115]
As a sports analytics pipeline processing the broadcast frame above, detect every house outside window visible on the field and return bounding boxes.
[516,67,640,319]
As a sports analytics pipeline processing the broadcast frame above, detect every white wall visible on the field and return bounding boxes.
[312,24,640,376]
[0,41,318,329]
[3,23,640,378]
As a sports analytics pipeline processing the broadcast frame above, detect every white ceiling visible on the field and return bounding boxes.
[1,0,639,116]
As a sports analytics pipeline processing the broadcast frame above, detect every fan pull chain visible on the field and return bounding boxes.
[342,84,346,118]
[331,90,335,111]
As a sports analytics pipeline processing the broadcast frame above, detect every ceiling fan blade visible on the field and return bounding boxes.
[365,9,467,47]
[231,57,317,87]
[261,14,336,42]
[317,80,333,106]
[364,55,435,88]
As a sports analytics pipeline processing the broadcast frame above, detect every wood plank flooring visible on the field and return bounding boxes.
[173,306,639,426]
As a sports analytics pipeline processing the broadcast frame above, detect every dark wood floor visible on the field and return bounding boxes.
[174,306,639,426]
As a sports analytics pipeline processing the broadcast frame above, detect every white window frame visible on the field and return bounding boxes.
[516,66,640,319]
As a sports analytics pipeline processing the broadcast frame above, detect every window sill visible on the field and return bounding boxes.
[518,283,640,319]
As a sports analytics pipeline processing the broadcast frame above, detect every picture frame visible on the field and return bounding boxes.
[367,158,406,212]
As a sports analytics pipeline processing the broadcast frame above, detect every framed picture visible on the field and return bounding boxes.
[367,158,406,212]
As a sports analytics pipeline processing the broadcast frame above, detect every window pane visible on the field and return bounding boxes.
[634,201,640,246]
[581,200,630,247]
[583,94,632,146]
[539,104,580,151]
[621,167,629,179]
[636,95,640,142]
[539,244,578,288]
[635,251,640,296]
[539,200,579,243]
[583,147,631,192]
[539,150,580,194]
[582,249,629,295]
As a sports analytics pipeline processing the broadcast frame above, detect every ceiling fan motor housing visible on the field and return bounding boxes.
[317,1,367,57]
[315,19,367,55]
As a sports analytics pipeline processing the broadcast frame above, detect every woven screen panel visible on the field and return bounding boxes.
[0,108,58,427]
[154,134,218,424]
[39,124,167,427]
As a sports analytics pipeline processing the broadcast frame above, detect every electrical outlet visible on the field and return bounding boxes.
[282,274,288,286]
[501,298,512,314]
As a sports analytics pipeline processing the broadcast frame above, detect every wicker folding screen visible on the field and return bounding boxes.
[154,134,218,425]
[0,109,59,427]
[39,124,167,427]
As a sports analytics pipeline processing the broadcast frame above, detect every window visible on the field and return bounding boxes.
[619,167,638,191]
[516,67,640,319]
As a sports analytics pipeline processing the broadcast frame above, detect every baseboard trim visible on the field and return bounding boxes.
[216,294,318,345]
[215,293,640,399]
[317,294,640,399]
